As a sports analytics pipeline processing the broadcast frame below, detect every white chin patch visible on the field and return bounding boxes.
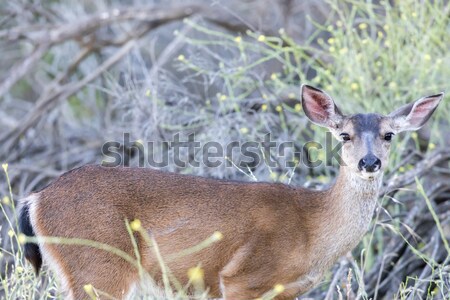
[358,171,380,180]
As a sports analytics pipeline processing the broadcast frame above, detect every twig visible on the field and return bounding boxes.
[0,4,204,99]
[0,43,50,98]
[324,259,349,300]
[0,40,136,155]
[381,149,450,196]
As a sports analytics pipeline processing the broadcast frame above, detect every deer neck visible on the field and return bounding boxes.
[308,166,382,268]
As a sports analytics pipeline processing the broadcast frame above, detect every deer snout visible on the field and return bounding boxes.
[358,154,381,173]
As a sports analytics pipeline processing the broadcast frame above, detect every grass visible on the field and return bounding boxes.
[1,0,450,299]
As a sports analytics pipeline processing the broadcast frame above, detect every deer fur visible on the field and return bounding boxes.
[18,85,444,300]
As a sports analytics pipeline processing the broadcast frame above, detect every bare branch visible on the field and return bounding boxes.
[0,43,50,98]
[0,4,204,98]
[381,149,450,196]
[0,40,136,155]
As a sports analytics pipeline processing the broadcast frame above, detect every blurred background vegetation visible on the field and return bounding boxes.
[0,0,449,299]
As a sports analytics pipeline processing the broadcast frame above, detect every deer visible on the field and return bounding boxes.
[18,85,443,300]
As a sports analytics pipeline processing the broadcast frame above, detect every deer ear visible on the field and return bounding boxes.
[301,84,343,129]
[389,93,444,132]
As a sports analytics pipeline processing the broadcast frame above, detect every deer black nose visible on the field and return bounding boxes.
[358,154,381,173]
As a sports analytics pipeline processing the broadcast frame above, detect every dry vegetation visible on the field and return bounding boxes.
[0,0,449,299]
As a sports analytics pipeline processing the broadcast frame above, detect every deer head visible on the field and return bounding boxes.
[301,84,443,180]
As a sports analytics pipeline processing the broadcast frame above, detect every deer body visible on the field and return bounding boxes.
[19,85,443,299]
[22,164,380,299]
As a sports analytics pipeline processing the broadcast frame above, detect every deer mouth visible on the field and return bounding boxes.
[358,169,382,181]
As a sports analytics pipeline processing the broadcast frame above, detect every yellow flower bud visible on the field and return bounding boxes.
[188,266,204,282]
[83,284,94,295]
[130,219,141,231]
[211,231,223,241]
[358,23,368,30]
[2,196,10,205]
[274,284,285,294]
[18,233,26,244]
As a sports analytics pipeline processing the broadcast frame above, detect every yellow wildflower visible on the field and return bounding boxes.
[130,219,141,231]
[188,266,204,282]
[2,196,10,205]
[240,128,249,134]
[211,231,223,241]
[274,284,285,294]
[358,23,368,30]
[18,234,26,244]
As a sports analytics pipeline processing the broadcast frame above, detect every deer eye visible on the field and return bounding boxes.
[384,132,394,141]
[340,133,351,142]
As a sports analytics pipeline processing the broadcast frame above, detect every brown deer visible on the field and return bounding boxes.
[18,85,443,300]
